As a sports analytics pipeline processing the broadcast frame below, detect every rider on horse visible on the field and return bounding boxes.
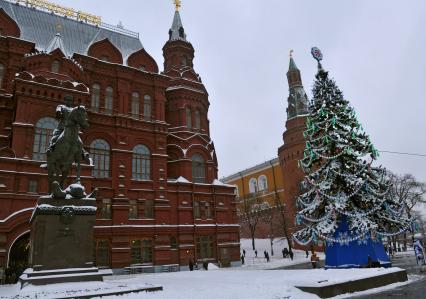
[47,95,90,161]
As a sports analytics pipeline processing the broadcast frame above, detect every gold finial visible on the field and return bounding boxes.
[290,49,294,57]
[174,0,181,11]
[56,23,62,33]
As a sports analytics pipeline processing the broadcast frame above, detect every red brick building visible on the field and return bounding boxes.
[0,0,239,277]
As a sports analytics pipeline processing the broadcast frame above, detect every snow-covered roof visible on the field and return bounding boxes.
[0,0,143,58]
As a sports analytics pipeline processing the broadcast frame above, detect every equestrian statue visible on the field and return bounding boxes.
[46,95,94,198]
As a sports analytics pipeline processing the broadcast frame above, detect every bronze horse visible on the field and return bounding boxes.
[47,105,89,193]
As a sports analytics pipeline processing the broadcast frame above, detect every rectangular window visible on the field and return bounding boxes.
[205,202,212,219]
[28,180,38,193]
[196,236,214,259]
[143,95,151,121]
[186,108,191,128]
[194,201,200,219]
[130,240,141,264]
[100,198,112,219]
[129,200,138,219]
[94,239,110,267]
[130,239,153,264]
[144,199,154,218]
[141,239,153,263]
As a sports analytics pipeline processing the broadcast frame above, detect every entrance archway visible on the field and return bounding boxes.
[7,232,30,283]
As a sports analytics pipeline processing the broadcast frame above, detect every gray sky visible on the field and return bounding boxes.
[54,0,426,181]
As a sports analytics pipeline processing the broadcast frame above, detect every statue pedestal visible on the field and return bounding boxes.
[20,197,106,287]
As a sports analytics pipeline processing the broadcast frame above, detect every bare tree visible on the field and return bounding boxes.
[270,161,294,253]
[389,173,426,250]
[239,193,262,250]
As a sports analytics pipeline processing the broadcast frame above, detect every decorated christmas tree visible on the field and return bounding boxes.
[293,48,412,268]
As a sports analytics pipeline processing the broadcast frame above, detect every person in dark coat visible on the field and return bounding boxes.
[243,249,246,257]
[283,248,289,258]
[189,258,194,271]
[241,254,245,265]
[305,250,309,258]
[289,250,294,260]
[266,251,270,262]
[255,250,258,258]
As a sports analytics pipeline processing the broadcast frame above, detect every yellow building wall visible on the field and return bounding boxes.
[223,158,284,209]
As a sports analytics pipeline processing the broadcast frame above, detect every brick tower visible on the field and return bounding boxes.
[163,8,218,183]
[278,52,309,234]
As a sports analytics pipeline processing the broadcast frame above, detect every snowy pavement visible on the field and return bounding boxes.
[0,267,413,299]
[0,239,419,299]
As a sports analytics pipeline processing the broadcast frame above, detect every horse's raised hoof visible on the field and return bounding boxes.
[51,181,66,199]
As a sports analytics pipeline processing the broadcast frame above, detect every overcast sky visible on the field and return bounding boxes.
[54,0,426,181]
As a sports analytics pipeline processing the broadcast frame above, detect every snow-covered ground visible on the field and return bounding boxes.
[239,238,325,270]
[0,267,415,299]
[0,239,418,299]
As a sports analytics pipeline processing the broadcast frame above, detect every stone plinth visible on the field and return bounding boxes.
[20,196,104,287]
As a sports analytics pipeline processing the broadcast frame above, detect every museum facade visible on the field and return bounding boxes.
[0,0,239,277]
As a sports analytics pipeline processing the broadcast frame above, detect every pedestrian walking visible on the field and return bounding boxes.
[305,250,309,258]
[282,248,285,258]
[311,252,317,269]
[264,250,267,260]
[289,250,294,261]
[241,254,245,265]
[243,249,246,257]
[266,252,270,262]
[255,250,258,258]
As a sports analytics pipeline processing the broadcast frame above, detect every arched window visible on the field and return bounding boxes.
[90,139,110,178]
[105,86,113,115]
[186,107,191,129]
[132,145,150,180]
[192,154,205,183]
[194,110,200,130]
[0,64,4,89]
[143,95,151,121]
[258,175,268,192]
[51,60,60,73]
[91,84,100,112]
[32,117,58,160]
[249,178,258,194]
[131,91,140,118]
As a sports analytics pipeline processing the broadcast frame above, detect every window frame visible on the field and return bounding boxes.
[89,139,110,178]
[143,94,151,121]
[248,178,258,193]
[32,117,58,161]
[132,145,151,180]
[192,154,205,183]
[99,198,112,219]
[258,175,268,192]
[144,199,154,218]
[105,86,113,115]
[196,235,215,260]
[94,239,110,268]
[131,91,140,118]
[91,83,101,112]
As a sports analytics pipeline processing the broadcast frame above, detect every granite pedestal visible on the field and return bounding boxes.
[20,196,105,287]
